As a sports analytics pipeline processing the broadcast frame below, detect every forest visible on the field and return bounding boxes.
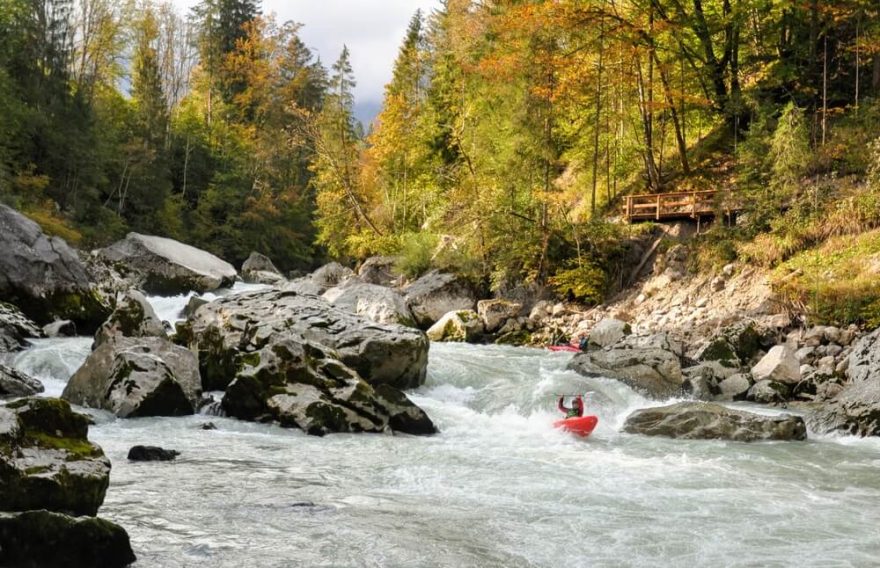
[2,0,880,316]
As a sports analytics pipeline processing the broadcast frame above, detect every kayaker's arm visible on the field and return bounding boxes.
[557,397,567,414]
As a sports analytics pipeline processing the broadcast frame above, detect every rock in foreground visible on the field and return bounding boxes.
[623,402,807,442]
[99,232,237,295]
[63,337,201,418]
[0,364,44,398]
[0,205,109,330]
[0,398,110,516]
[0,510,135,568]
[182,288,428,390]
[222,338,435,436]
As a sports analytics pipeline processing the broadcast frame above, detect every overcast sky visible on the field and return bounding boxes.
[176,0,440,123]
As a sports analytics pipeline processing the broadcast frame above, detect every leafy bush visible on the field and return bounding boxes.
[550,261,607,304]
[395,232,438,278]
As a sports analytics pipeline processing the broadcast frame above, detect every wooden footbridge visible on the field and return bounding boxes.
[623,190,739,223]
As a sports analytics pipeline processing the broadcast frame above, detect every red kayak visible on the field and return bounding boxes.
[554,415,599,437]
[548,344,580,353]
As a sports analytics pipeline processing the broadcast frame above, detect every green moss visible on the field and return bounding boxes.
[239,351,261,368]
[495,330,531,345]
[24,431,102,460]
[699,338,737,363]
[774,229,880,327]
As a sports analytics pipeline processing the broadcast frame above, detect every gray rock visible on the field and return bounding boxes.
[403,270,477,329]
[222,338,435,436]
[241,252,284,285]
[357,256,401,287]
[747,379,791,404]
[426,310,483,343]
[0,398,110,516]
[181,295,209,320]
[94,290,166,348]
[808,329,880,436]
[0,510,135,567]
[0,364,44,398]
[42,319,76,338]
[62,337,201,418]
[477,299,522,333]
[568,333,684,398]
[795,346,816,363]
[0,205,109,329]
[180,288,428,391]
[99,232,237,295]
[310,262,355,293]
[623,401,807,442]
[716,373,752,401]
[322,279,415,326]
[127,445,179,461]
[0,302,42,353]
[751,344,801,385]
[589,319,632,348]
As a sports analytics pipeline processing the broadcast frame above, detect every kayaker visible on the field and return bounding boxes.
[558,395,584,418]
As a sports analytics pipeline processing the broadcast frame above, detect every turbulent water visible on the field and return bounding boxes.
[6,289,880,567]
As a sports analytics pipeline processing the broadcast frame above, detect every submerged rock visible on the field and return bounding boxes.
[63,337,201,418]
[222,338,435,436]
[181,288,428,391]
[127,445,180,461]
[99,232,237,295]
[403,270,477,329]
[0,204,109,330]
[568,333,684,398]
[0,510,135,568]
[0,398,110,516]
[0,364,44,398]
[623,402,807,442]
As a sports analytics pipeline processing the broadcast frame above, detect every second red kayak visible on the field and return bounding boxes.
[547,344,580,353]
[554,415,599,437]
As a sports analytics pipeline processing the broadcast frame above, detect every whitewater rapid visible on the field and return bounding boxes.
[5,289,880,567]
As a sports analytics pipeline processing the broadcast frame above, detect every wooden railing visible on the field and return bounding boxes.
[623,190,737,223]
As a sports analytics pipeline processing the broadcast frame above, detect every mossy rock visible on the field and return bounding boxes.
[495,330,532,346]
[0,510,136,568]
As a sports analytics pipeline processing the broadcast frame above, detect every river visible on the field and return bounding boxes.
[6,289,880,567]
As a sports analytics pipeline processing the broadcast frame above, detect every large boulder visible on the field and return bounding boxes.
[0,364,44,399]
[94,289,166,348]
[0,398,110,516]
[0,204,109,330]
[241,251,284,285]
[357,256,402,287]
[623,401,807,442]
[0,302,42,353]
[99,232,237,295]
[751,344,801,385]
[403,270,477,329]
[0,510,135,568]
[62,337,201,418]
[477,299,522,333]
[807,329,880,436]
[426,310,483,343]
[222,338,435,436]
[589,319,632,348]
[179,289,428,391]
[322,279,415,326]
[568,333,684,398]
